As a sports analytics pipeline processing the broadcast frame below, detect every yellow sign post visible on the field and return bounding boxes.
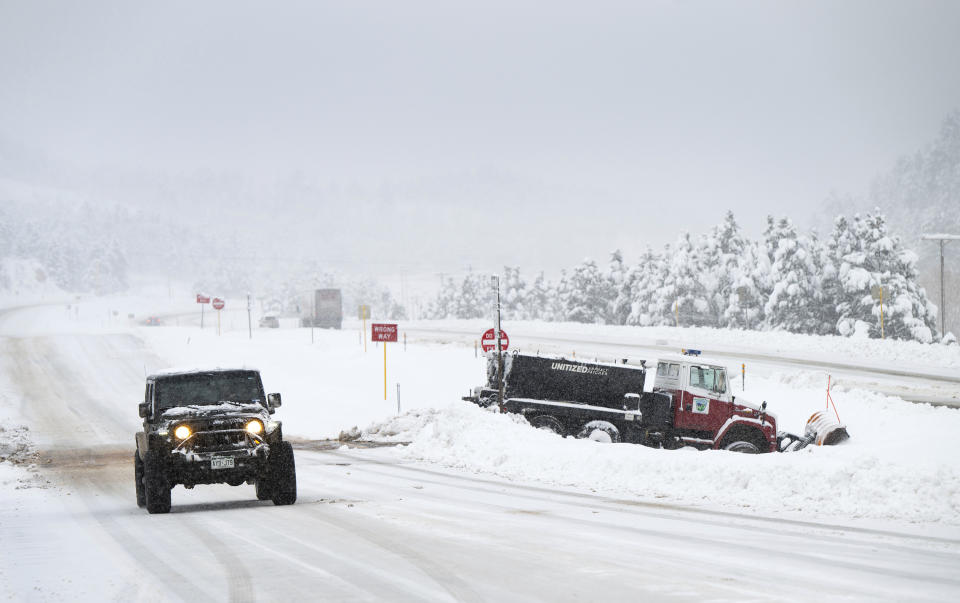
[359,305,370,352]
[371,323,398,402]
[871,285,885,339]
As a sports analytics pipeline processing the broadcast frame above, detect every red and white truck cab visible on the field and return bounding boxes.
[653,352,778,453]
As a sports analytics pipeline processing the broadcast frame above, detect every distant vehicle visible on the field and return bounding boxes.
[135,368,296,514]
[143,316,163,326]
[302,288,342,329]
[259,314,280,328]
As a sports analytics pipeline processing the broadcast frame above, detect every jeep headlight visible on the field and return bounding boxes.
[174,424,192,440]
[245,419,264,435]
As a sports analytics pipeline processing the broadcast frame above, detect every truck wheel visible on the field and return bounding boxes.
[255,479,273,501]
[723,440,760,454]
[143,450,171,514]
[269,441,297,506]
[530,415,564,436]
[134,452,146,508]
[576,421,620,443]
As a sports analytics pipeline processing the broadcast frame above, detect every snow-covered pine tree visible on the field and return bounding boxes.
[548,270,571,322]
[664,233,711,327]
[424,276,459,319]
[823,215,857,334]
[565,258,610,323]
[456,272,491,319]
[806,230,832,335]
[836,211,938,341]
[626,248,666,326]
[526,272,551,320]
[613,263,641,325]
[724,239,768,329]
[647,244,678,326]
[763,217,822,333]
[502,266,528,320]
[606,250,626,323]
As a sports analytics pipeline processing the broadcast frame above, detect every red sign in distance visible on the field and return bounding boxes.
[212,298,225,311]
[480,328,509,353]
[196,294,210,304]
[371,323,398,342]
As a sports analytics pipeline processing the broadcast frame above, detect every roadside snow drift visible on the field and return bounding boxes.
[362,383,960,525]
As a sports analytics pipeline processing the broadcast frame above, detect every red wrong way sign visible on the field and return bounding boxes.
[212,298,225,311]
[481,328,509,353]
[196,294,210,304]
[371,323,398,342]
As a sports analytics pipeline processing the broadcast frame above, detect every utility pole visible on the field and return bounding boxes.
[246,293,252,339]
[492,275,504,413]
[921,234,960,338]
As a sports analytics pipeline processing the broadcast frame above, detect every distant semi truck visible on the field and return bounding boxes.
[303,288,342,329]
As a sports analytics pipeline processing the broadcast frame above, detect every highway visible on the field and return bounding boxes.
[1,305,958,602]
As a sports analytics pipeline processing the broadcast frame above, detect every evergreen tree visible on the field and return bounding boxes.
[834,212,938,341]
[614,263,641,325]
[502,266,528,320]
[565,259,610,323]
[661,233,711,326]
[626,248,665,326]
[548,270,570,322]
[606,250,626,323]
[526,272,551,320]
[724,240,767,329]
[763,218,821,332]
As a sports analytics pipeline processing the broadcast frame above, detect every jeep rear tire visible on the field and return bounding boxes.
[269,441,297,506]
[530,415,564,436]
[255,479,272,501]
[134,452,146,508]
[576,420,621,443]
[143,450,171,514]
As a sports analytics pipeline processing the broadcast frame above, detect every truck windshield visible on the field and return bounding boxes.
[156,373,264,409]
[689,366,726,394]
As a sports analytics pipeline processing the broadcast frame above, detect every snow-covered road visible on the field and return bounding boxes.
[1,303,960,601]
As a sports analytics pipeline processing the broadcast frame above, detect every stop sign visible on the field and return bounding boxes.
[480,328,509,353]
[212,298,225,310]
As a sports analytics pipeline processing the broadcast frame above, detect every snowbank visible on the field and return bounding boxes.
[361,381,960,525]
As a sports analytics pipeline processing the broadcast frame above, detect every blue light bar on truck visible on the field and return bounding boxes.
[681,349,701,356]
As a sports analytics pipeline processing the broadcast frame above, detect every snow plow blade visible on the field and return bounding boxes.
[778,411,850,451]
[805,410,850,446]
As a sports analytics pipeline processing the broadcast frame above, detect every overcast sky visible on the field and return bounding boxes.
[2,0,959,277]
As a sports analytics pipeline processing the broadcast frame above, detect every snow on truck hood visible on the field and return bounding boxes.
[160,401,267,418]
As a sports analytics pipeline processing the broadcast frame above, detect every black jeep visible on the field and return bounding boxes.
[134,368,296,514]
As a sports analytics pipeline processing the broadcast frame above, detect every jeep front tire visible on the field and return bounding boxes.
[268,441,297,506]
[143,450,172,514]
[134,452,146,508]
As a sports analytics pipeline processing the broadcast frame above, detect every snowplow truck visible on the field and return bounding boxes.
[464,352,779,453]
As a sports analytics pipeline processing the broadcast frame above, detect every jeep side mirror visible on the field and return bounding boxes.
[268,392,282,411]
[138,401,151,419]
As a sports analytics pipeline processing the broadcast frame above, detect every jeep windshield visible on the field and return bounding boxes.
[156,372,265,409]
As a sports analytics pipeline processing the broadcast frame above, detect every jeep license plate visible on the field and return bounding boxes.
[211,456,235,470]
